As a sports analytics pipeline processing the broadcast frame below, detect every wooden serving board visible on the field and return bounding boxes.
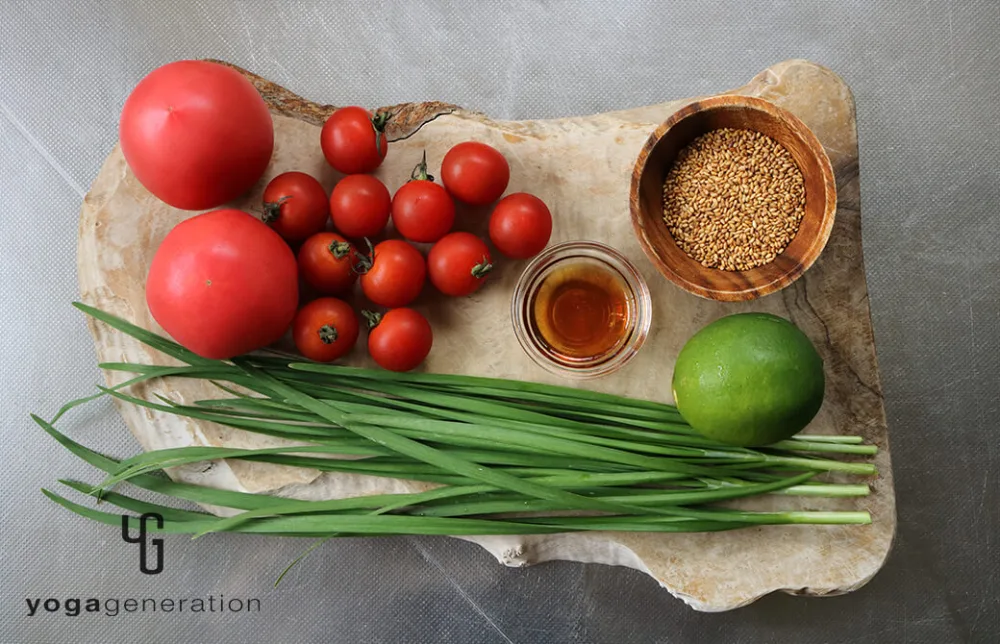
[78,59,894,611]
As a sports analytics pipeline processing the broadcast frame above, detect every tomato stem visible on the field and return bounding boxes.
[371,110,392,131]
[409,150,434,182]
[471,257,494,280]
[371,111,393,160]
[261,196,291,224]
[318,325,338,344]
[361,310,382,331]
[328,240,353,260]
[352,238,375,275]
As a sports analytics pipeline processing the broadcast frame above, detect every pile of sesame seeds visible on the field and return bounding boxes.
[662,128,806,271]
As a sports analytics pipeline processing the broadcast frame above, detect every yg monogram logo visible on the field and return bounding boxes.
[121,513,164,575]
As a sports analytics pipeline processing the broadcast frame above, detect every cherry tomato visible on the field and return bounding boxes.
[261,172,329,242]
[489,193,553,259]
[292,297,359,362]
[428,233,493,297]
[146,209,297,359]
[365,308,433,372]
[441,142,510,205]
[120,61,273,210]
[329,174,391,238]
[320,107,390,174]
[359,239,426,308]
[297,232,359,295]
[391,153,455,243]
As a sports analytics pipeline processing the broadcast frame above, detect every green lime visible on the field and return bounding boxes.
[671,313,825,447]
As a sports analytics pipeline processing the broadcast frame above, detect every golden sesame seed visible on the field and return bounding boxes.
[661,128,806,271]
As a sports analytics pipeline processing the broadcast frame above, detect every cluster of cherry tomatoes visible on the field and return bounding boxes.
[259,106,552,371]
[122,60,551,372]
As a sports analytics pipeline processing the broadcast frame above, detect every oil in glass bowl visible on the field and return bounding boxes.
[512,241,651,378]
[530,260,632,361]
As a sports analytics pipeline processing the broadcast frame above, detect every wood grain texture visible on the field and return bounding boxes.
[77,59,894,611]
[630,95,837,301]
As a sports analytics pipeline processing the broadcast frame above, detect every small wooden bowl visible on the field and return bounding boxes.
[629,95,837,301]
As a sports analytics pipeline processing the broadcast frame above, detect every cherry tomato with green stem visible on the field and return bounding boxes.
[428,232,493,296]
[364,308,433,372]
[261,172,329,243]
[489,192,553,259]
[293,297,360,362]
[358,239,426,308]
[297,232,359,295]
[441,141,510,205]
[391,152,455,243]
[320,107,391,174]
[329,174,391,238]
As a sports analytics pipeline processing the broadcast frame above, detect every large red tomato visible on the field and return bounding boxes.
[120,61,274,210]
[146,209,298,359]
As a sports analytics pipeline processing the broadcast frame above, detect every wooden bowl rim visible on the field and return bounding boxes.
[628,94,837,301]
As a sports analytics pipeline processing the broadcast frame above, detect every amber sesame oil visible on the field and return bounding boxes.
[528,261,632,363]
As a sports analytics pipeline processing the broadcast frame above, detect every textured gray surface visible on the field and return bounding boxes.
[1,1,997,643]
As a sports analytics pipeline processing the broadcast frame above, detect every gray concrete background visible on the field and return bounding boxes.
[2,1,997,642]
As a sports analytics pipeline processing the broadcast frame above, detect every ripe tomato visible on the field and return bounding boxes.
[441,142,510,205]
[359,239,426,308]
[320,107,390,174]
[365,308,433,372]
[261,172,329,242]
[292,297,359,362]
[391,153,455,243]
[489,193,553,259]
[146,209,297,359]
[428,233,493,297]
[120,60,273,210]
[298,232,359,295]
[329,174,391,238]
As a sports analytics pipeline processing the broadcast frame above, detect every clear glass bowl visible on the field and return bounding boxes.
[511,240,652,379]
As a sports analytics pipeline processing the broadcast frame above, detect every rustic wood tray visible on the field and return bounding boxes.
[78,59,894,611]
